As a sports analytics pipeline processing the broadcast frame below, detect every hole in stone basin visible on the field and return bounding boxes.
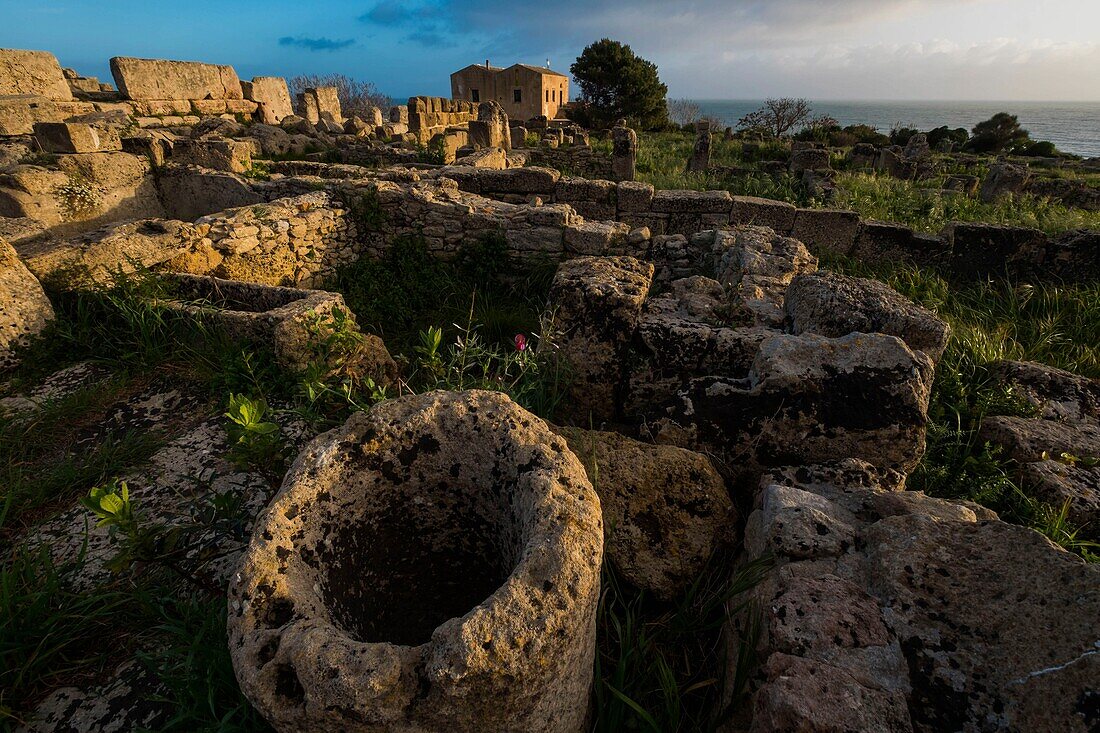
[317,486,517,647]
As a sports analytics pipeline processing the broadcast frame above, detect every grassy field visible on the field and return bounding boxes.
[631,131,1100,234]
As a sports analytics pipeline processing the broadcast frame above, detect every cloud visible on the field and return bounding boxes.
[405,30,456,48]
[278,36,356,52]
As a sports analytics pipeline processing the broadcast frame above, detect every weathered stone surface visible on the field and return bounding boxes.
[979,414,1100,464]
[990,359,1100,423]
[789,208,860,255]
[25,218,198,286]
[626,278,774,416]
[33,122,121,153]
[616,180,654,212]
[0,235,54,368]
[0,49,73,100]
[789,147,830,175]
[728,460,1099,733]
[228,390,602,733]
[555,426,735,600]
[785,271,950,361]
[730,195,797,234]
[548,256,653,422]
[655,333,934,476]
[611,124,637,181]
[750,653,913,733]
[712,227,817,327]
[110,56,243,101]
[945,222,1046,279]
[980,161,1030,203]
[651,189,733,214]
[851,220,921,264]
[242,76,293,124]
[155,166,262,221]
[170,138,252,173]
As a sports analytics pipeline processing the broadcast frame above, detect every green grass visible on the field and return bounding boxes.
[0,547,144,728]
[630,130,1100,234]
[831,172,1100,234]
[594,556,772,732]
[332,234,555,354]
[821,253,1099,556]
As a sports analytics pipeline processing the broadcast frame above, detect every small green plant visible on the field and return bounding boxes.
[224,394,283,470]
[349,188,387,232]
[415,136,447,164]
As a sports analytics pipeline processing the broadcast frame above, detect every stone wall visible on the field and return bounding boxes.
[526,146,613,180]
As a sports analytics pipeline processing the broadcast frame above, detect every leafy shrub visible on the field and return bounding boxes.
[224,394,283,470]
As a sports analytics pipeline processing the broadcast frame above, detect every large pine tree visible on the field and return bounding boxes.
[570,39,668,130]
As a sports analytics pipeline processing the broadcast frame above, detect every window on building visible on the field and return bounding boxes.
[513,88,522,103]
[545,89,549,102]
[472,89,480,102]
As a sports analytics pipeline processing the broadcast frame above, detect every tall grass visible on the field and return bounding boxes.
[822,253,1099,555]
[832,173,1100,234]
[630,130,1100,234]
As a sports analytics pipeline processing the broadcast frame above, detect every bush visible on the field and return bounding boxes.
[926,125,969,150]
[288,74,390,119]
[889,125,920,146]
[966,112,1031,153]
[1021,140,1059,157]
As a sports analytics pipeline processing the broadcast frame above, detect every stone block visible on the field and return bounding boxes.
[616,181,654,212]
[170,138,252,173]
[651,189,733,214]
[0,49,73,101]
[110,56,243,101]
[241,76,293,124]
[790,208,861,255]
[33,122,121,153]
[944,222,1047,279]
[731,195,796,234]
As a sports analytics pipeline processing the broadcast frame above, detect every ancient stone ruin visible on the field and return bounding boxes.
[2,47,1098,733]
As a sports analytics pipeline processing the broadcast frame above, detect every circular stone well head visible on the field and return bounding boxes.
[228,390,603,733]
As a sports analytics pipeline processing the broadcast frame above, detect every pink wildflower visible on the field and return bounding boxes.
[514,333,528,351]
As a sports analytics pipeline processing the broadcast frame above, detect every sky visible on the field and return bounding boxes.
[3,0,1099,102]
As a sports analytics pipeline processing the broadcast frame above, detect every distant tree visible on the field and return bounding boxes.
[966,112,1031,153]
[926,125,969,150]
[289,74,391,119]
[889,125,920,146]
[793,113,841,142]
[667,98,701,127]
[1020,140,1059,157]
[737,98,812,138]
[570,39,669,130]
[842,124,890,145]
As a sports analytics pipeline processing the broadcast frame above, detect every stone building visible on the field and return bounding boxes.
[450,61,568,121]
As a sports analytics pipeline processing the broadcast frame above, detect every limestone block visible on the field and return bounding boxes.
[790,208,861,255]
[109,56,243,101]
[242,76,293,124]
[655,332,934,475]
[651,189,733,215]
[548,256,654,422]
[555,426,735,600]
[228,390,602,733]
[0,235,54,368]
[785,271,950,362]
[171,139,252,173]
[731,195,797,234]
[0,49,73,100]
[33,122,121,154]
[616,181,654,212]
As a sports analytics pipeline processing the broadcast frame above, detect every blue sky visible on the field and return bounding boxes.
[3,0,1099,101]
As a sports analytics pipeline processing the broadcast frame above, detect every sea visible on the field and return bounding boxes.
[690,100,1100,159]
